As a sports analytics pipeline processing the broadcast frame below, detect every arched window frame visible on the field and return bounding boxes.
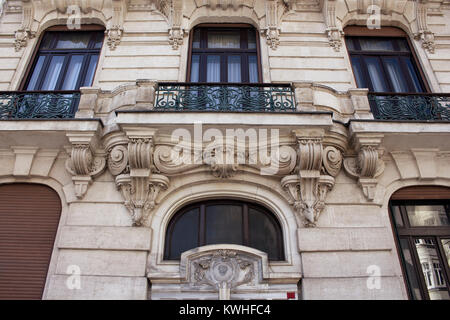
[164,200,285,261]
[186,23,263,83]
[389,186,450,300]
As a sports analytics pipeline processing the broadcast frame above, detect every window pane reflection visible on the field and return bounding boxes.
[406,205,449,227]
[205,205,243,245]
[414,238,449,300]
[399,238,423,300]
[441,239,450,269]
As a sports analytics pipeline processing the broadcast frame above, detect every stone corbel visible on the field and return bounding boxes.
[168,0,184,50]
[263,0,281,50]
[106,0,126,50]
[281,130,341,227]
[15,0,35,52]
[106,129,170,226]
[343,134,385,201]
[324,0,344,52]
[65,132,106,199]
[415,0,435,54]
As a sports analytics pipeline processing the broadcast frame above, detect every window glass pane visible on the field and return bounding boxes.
[56,33,91,49]
[345,38,356,51]
[208,31,240,49]
[249,55,258,83]
[391,206,404,227]
[403,57,424,93]
[40,33,54,49]
[26,55,46,90]
[207,55,221,83]
[364,57,390,92]
[350,56,368,89]
[93,33,104,49]
[248,30,256,49]
[83,55,99,87]
[193,29,201,49]
[383,57,409,93]
[359,38,395,51]
[414,238,449,300]
[61,55,84,90]
[205,205,243,245]
[190,55,200,82]
[441,239,450,269]
[248,208,281,260]
[166,208,199,260]
[40,55,65,90]
[399,238,423,300]
[406,205,450,227]
[397,39,409,52]
[228,56,241,83]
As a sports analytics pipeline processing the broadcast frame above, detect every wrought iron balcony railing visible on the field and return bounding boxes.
[154,82,296,112]
[368,93,450,121]
[0,91,80,119]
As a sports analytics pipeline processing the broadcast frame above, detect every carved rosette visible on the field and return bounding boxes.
[343,135,385,201]
[281,130,343,227]
[65,134,106,199]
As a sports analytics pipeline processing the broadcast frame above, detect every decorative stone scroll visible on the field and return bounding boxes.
[65,132,106,199]
[281,129,343,227]
[343,134,385,201]
[180,245,269,300]
[323,0,344,52]
[14,0,35,52]
[415,0,436,54]
[106,0,127,50]
[105,129,170,226]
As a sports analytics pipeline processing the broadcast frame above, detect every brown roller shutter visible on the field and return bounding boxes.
[0,184,61,300]
[391,186,450,200]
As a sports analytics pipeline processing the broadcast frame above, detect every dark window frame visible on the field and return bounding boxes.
[19,25,105,91]
[186,24,262,83]
[344,26,431,94]
[389,187,450,300]
[164,200,285,261]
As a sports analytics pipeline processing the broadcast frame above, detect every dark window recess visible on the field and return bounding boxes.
[390,188,450,300]
[25,31,104,91]
[346,37,426,93]
[164,200,284,261]
[189,26,261,83]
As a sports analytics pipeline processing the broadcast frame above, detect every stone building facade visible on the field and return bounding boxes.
[0,0,449,300]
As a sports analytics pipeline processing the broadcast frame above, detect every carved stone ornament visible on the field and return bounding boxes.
[281,130,343,227]
[180,245,269,300]
[169,26,184,50]
[14,1,35,51]
[106,25,123,50]
[343,135,385,201]
[65,133,107,199]
[105,129,170,226]
[415,0,436,54]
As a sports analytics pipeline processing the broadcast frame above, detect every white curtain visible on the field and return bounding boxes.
[41,56,65,90]
[249,55,258,83]
[83,55,99,87]
[384,58,408,93]
[207,55,221,83]
[26,56,46,90]
[190,55,200,82]
[228,56,241,83]
[366,57,389,92]
[208,32,240,49]
[62,55,84,90]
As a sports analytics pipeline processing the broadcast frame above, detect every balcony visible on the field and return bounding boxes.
[0,91,80,119]
[154,83,296,112]
[368,93,450,121]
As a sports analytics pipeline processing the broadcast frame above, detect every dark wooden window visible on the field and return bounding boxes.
[345,32,427,93]
[188,25,261,83]
[164,200,284,261]
[24,30,104,91]
[389,186,450,300]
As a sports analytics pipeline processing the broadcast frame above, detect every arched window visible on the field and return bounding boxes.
[187,24,261,83]
[390,186,450,300]
[164,200,284,261]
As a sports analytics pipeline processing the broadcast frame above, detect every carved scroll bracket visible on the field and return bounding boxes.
[14,0,35,52]
[105,128,170,226]
[343,134,385,201]
[281,129,343,228]
[65,132,106,199]
[106,0,127,50]
[323,0,344,52]
[415,0,436,54]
